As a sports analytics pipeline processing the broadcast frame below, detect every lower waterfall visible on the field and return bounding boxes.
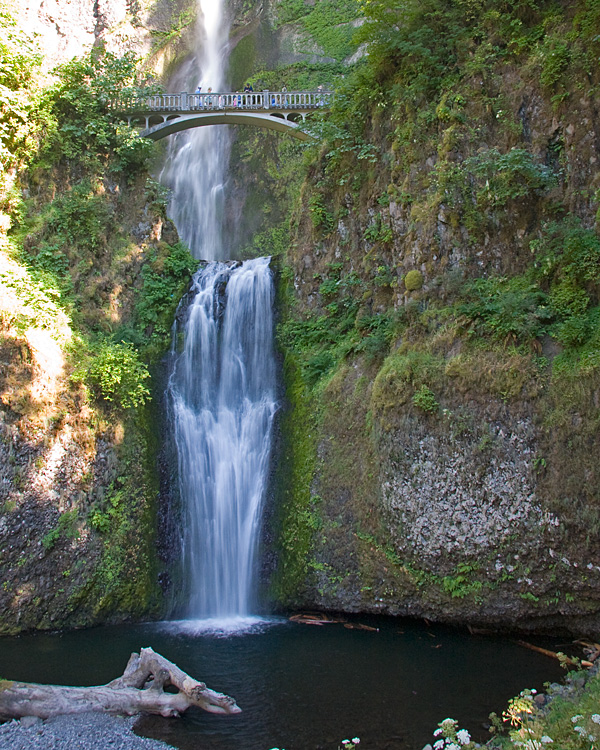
[168,257,277,626]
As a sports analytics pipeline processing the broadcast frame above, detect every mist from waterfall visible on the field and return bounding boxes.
[164,0,278,629]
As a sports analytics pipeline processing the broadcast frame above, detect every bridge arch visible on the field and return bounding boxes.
[139,111,311,142]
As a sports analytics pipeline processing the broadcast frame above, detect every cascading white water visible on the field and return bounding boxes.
[159,0,231,260]
[170,259,276,621]
[163,0,277,627]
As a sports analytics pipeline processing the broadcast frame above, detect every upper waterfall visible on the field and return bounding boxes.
[158,0,231,261]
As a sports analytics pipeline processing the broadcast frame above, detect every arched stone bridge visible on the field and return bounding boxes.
[110,90,333,142]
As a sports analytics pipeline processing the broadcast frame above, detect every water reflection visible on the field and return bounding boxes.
[0,617,564,750]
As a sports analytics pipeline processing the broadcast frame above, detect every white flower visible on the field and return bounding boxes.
[572,715,583,723]
[434,729,443,737]
[352,740,360,745]
[574,726,586,735]
[541,736,553,743]
[422,745,433,750]
[592,715,600,724]
[446,743,460,750]
[456,729,471,745]
[441,718,457,728]
[434,740,445,750]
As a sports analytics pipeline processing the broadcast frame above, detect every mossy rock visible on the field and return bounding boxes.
[404,270,423,291]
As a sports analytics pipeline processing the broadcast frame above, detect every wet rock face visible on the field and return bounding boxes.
[378,418,543,563]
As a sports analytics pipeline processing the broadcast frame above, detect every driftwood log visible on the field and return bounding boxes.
[0,647,241,720]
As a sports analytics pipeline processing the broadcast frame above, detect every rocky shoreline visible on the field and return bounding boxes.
[0,712,176,750]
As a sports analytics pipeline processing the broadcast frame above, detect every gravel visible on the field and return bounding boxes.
[0,713,177,750]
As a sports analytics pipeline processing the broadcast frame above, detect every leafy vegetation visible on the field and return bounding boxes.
[75,340,151,409]
[0,6,191,631]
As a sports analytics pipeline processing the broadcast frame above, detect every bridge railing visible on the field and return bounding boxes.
[109,90,333,114]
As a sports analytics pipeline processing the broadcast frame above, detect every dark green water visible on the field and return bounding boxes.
[0,616,564,750]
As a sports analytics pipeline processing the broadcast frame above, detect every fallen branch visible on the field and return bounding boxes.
[0,647,241,720]
[289,613,346,625]
[516,640,578,667]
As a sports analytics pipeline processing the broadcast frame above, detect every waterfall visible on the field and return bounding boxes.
[159,0,231,260]
[162,0,277,628]
[169,259,276,622]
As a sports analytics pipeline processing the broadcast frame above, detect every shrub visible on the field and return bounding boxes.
[308,194,334,233]
[404,270,424,291]
[463,147,557,208]
[41,510,79,551]
[45,180,112,253]
[81,340,151,409]
[534,219,600,288]
[412,384,439,413]
[456,275,552,343]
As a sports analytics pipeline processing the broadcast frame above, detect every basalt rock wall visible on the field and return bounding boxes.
[269,0,600,635]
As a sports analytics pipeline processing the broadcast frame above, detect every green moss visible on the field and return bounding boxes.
[371,348,443,416]
[229,34,258,91]
[404,269,424,291]
[271,353,320,604]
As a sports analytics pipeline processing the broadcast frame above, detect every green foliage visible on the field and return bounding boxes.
[0,261,68,336]
[242,225,289,259]
[41,510,79,551]
[538,34,571,88]
[40,48,157,171]
[47,180,112,251]
[275,0,360,60]
[462,148,557,208]
[354,311,399,363]
[412,384,439,413]
[132,243,197,344]
[308,193,335,233]
[364,215,393,245]
[533,220,600,289]
[274,0,311,26]
[456,275,552,344]
[77,339,151,409]
[0,8,45,177]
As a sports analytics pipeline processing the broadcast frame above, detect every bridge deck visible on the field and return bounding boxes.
[110,90,332,116]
